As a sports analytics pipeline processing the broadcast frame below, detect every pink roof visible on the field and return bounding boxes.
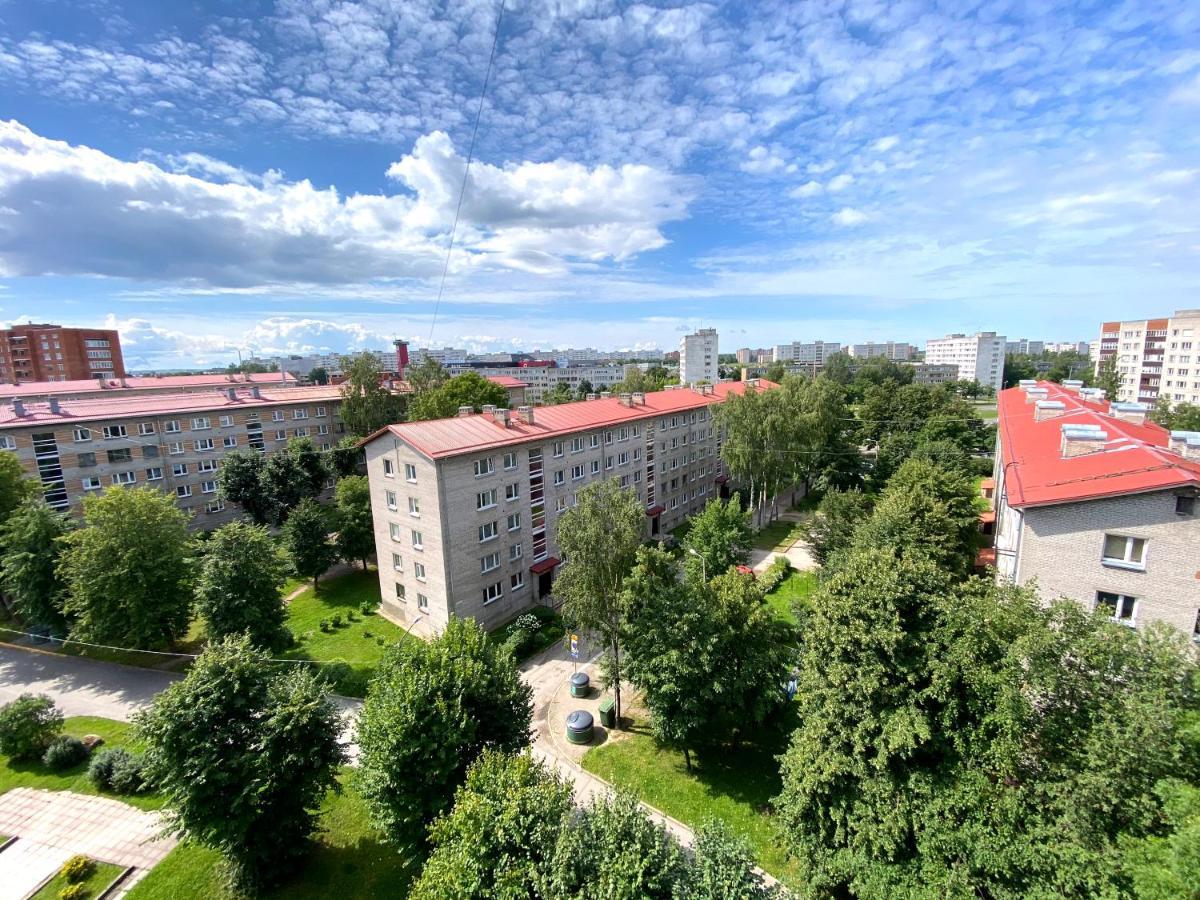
[369,381,779,460]
[0,385,342,429]
[487,375,527,389]
[0,372,297,397]
[997,382,1200,507]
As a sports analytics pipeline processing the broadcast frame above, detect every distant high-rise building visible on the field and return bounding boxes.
[848,341,913,361]
[679,328,718,384]
[735,347,754,365]
[1005,338,1045,356]
[1045,341,1090,356]
[1095,309,1200,406]
[773,341,841,365]
[0,323,125,384]
[924,332,1006,393]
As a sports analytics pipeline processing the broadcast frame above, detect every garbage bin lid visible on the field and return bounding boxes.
[570,672,590,687]
[566,710,593,730]
[598,698,614,713]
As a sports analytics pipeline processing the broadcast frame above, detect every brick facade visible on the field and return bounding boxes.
[0,324,125,383]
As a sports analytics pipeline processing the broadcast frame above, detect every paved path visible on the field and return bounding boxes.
[0,837,74,900]
[748,508,818,574]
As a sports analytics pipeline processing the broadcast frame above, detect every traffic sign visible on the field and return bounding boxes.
[569,633,579,658]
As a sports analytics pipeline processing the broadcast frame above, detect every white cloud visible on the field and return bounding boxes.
[0,121,691,287]
[827,173,855,192]
[807,160,837,174]
[240,317,394,355]
[788,180,823,198]
[739,145,796,175]
[872,135,900,152]
[832,207,868,226]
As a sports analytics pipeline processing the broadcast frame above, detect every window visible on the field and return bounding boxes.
[1096,591,1137,626]
[194,438,215,452]
[219,415,234,427]
[1176,494,1196,515]
[176,484,192,498]
[591,460,600,475]
[483,581,503,605]
[474,457,495,477]
[73,427,92,442]
[137,423,156,437]
[316,406,327,417]
[392,553,403,572]
[605,455,614,470]
[477,489,497,510]
[385,490,398,511]
[618,451,629,466]
[503,452,517,470]
[408,496,420,516]
[198,459,218,473]
[395,583,406,601]
[571,437,583,453]
[412,530,424,550]
[77,451,96,467]
[383,459,395,478]
[511,572,525,591]
[414,562,426,581]
[192,417,211,431]
[417,593,429,611]
[509,543,523,561]
[479,521,498,542]
[1193,609,1200,645]
[275,430,287,442]
[481,552,500,573]
[102,424,127,439]
[604,430,613,444]
[223,436,237,448]
[1101,534,1146,569]
[589,434,600,448]
[205,499,225,514]
[82,476,102,491]
[571,464,584,480]
[0,436,15,451]
[405,463,418,482]
[201,480,217,494]
[556,496,567,512]
[107,448,132,464]
[554,469,565,486]
[553,441,564,457]
[172,463,188,477]
[507,512,521,531]
[167,442,184,455]
[272,411,285,422]
[164,420,180,434]
[146,467,163,481]
[618,427,628,441]
[293,409,309,420]
[389,522,402,542]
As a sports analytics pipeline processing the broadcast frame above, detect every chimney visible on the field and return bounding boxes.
[225,387,237,401]
[600,391,611,399]
[1169,431,1200,461]
[631,392,645,405]
[96,375,106,387]
[493,408,511,427]
[741,367,749,382]
[11,399,25,416]
[48,398,60,414]
[1024,387,1049,403]
[1109,402,1148,426]
[457,406,473,418]
[1061,424,1107,457]
[393,339,409,380]
[1079,387,1107,403]
[1018,379,1037,390]
[250,386,261,399]
[119,377,127,388]
[1061,379,1083,393]
[516,405,535,425]
[482,404,496,416]
[619,393,633,407]
[586,393,598,401]
[1034,400,1066,421]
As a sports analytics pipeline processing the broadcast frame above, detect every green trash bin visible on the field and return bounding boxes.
[598,698,616,729]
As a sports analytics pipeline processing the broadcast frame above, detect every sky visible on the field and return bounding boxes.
[0,0,1198,370]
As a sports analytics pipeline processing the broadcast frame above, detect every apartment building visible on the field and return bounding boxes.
[1095,309,1200,406]
[0,384,344,526]
[456,364,629,404]
[0,324,125,383]
[1046,341,1090,356]
[679,329,718,385]
[991,381,1199,640]
[363,380,776,633]
[908,362,959,385]
[924,332,1006,393]
[848,341,913,361]
[0,372,297,403]
[773,340,841,366]
[1005,338,1045,356]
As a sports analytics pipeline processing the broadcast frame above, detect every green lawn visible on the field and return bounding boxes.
[0,716,164,812]
[126,771,420,900]
[582,721,800,887]
[752,518,805,552]
[765,570,817,626]
[280,568,417,697]
[32,858,125,899]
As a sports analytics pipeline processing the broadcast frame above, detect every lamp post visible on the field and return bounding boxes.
[686,548,707,581]
[403,614,425,637]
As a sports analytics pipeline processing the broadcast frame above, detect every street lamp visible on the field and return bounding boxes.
[686,548,707,581]
[403,614,425,637]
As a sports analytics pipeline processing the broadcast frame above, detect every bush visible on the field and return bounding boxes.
[58,883,87,900]
[88,747,150,794]
[330,612,345,628]
[60,855,95,883]
[0,693,63,760]
[360,603,376,616]
[43,735,89,771]
[319,618,333,632]
[318,660,352,690]
[758,556,792,594]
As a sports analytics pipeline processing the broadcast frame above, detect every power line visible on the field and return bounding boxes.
[427,0,506,345]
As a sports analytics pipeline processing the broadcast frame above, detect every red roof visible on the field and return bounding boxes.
[369,381,779,460]
[0,372,296,397]
[529,557,560,574]
[487,376,527,389]
[0,385,342,428]
[997,382,1200,508]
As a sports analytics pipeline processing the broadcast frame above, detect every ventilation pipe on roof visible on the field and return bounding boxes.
[1109,402,1148,426]
[493,408,511,427]
[119,377,127,388]
[1061,379,1084,393]
[457,406,473,417]
[619,393,633,407]
[586,393,598,401]
[48,398,60,414]
[600,391,611,399]
[1169,431,1200,461]
[1024,387,1049,403]
[1061,423,1107,458]
[631,392,645,405]
[481,405,496,416]
[516,406,535,425]
[96,375,107,387]
[1034,400,1067,422]
[741,367,749,382]
[1018,379,1037,390]
[250,386,261,399]
[11,399,25,417]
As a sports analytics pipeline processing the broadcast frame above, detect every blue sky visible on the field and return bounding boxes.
[1,0,1198,369]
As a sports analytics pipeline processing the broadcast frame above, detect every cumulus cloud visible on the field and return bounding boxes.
[827,173,855,192]
[789,180,823,198]
[872,135,900,152]
[240,317,394,355]
[0,121,690,287]
[832,207,868,226]
[738,145,797,175]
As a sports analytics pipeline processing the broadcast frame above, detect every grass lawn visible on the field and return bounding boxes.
[126,771,420,900]
[752,518,805,552]
[582,720,801,887]
[280,568,417,697]
[765,570,817,626]
[0,607,199,673]
[32,858,125,899]
[0,716,164,812]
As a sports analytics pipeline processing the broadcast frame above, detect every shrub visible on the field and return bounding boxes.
[0,693,63,760]
[330,612,345,628]
[88,747,150,794]
[58,883,87,900]
[758,556,792,594]
[319,618,333,632]
[513,613,542,633]
[318,661,352,690]
[43,735,89,771]
[60,855,95,883]
[360,603,376,616]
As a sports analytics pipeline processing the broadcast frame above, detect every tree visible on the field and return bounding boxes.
[408,372,508,422]
[1096,353,1121,398]
[546,791,685,899]
[136,635,345,894]
[356,617,533,848]
[684,819,780,900]
[799,488,873,565]
[282,498,336,587]
[0,694,63,760]
[307,366,329,385]
[764,361,787,384]
[217,449,272,525]
[260,437,329,525]
[58,487,194,648]
[195,522,289,650]
[554,479,644,724]
[410,750,573,899]
[406,356,449,396]
[339,351,405,437]
[1151,396,1200,432]
[1120,779,1200,898]
[543,382,575,405]
[333,475,374,569]
[0,450,34,524]
[681,493,752,579]
[575,378,594,400]
[0,499,72,631]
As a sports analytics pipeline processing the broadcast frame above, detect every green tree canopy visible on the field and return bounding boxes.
[0,499,72,632]
[333,475,374,569]
[217,449,272,525]
[555,479,645,723]
[798,488,874,566]
[195,521,289,650]
[542,382,575,405]
[58,486,194,648]
[307,366,329,385]
[684,819,781,900]
[1095,353,1121,398]
[355,617,533,849]
[408,372,509,422]
[136,635,345,894]
[575,378,594,400]
[1151,396,1200,432]
[282,498,337,587]
[681,493,752,579]
[0,450,35,524]
[406,356,449,395]
[260,437,330,525]
[339,351,406,436]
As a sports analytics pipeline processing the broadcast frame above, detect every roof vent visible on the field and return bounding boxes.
[1018,379,1038,390]
[225,387,237,401]
[457,406,473,418]
[1061,423,1107,457]
[48,398,60,414]
[1024,386,1049,403]
[516,406,535,425]
[493,408,511,427]
[1034,399,1066,421]
[586,393,598,401]
[600,391,611,399]
[11,399,25,416]
[1061,379,1083,393]
[1109,401,1148,426]
[250,386,261,399]
[631,392,645,406]
[619,393,633,407]
[481,405,496,416]
[1169,430,1200,461]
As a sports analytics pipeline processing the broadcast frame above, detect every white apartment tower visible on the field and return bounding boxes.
[924,332,1006,393]
[679,328,718,384]
[1095,310,1200,407]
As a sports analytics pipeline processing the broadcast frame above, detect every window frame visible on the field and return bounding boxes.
[1100,533,1147,570]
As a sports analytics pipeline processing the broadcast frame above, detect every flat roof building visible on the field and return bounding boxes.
[848,341,913,361]
[0,323,125,384]
[679,329,718,385]
[924,332,1006,393]
[1095,309,1200,407]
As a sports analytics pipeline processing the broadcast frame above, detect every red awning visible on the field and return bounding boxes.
[645,505,665,517]
[714,475,729,484]
[530,557,560,575]
[978,510,996,524]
